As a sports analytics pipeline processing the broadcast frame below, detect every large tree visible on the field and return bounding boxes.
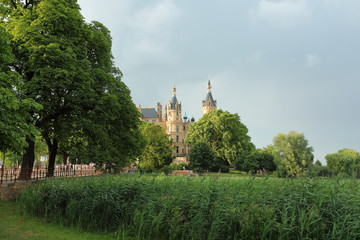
[326,149,360,177]
[186,109,254,166]
[272,131,314,177]
[0,24,40,169]
[138,123,172,172]
[2,0,143,178]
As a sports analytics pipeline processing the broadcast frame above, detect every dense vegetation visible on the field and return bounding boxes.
[138,122,172,172]
[0,200,115,240]
[0,0,144,177]
[186,109,255,168]
[20,175,360,240]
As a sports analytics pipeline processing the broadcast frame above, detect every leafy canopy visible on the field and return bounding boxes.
[2,0,144,172]
[0,25,40,154]
[186,109,254,165]
[272,131,314,177]
[138,123,172,171]
[235,148,276,174]
[326,149,360,177]
[188,141,215,172]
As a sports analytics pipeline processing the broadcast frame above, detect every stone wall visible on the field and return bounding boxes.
[0,181,38,200]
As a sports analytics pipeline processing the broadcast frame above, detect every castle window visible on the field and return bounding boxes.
[176,136,179,142]
[176,125,179,132]
[176,146,179,154]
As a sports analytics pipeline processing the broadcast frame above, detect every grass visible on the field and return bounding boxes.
[18,174,360,240]
[0,200,120,240]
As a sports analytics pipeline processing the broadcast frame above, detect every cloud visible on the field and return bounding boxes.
[306,54,321,68]
[129,0,181,34]
[250,0,312,27]
[124,0,182,67]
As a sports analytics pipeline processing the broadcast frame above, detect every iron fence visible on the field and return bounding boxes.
[0,164,100,184]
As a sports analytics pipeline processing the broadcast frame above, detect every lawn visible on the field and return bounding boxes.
[0,200,121,240]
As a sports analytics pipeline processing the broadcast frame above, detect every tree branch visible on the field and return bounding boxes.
[10,0,17,9]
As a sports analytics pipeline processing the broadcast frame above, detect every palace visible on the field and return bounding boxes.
[138,81,217,163]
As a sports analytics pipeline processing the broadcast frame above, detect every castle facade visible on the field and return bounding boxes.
[138,81,217,162]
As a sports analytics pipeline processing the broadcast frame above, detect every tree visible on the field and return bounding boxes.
[186,109,254,166]
[0,24,40,171]
[272,131,314,177]
[235,149,276,174]
[138,123,172,172]
[314,160,322,166]
[188,141,215,172]
[3,0,143,177]
[326,149,360,177]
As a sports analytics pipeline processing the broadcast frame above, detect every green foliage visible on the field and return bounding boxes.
[306,164,335,178]
[0,200,116,240]
[315,160,322,166]
[272,131,314,177]
[235,149,276,174]
[326,149,360,177]
[20,175,360,240]
[0,25,40,154]
[188,141,215,172]
[3,0,143,172]
[34,135,47,164]
[186,109,255,166]
[138,123,172,172]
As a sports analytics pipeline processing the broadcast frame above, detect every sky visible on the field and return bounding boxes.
[77,0,360,164]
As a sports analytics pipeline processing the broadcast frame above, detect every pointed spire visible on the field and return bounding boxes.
[207,80,212,93]
[172,86,176,96]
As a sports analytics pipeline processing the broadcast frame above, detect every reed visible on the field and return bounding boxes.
[19,175,360,239]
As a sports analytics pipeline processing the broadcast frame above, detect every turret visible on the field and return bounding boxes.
[202,80,217,115]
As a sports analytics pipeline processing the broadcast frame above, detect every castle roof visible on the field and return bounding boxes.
[169,86,180,110]
[140,108,158,118]
[203,80,217,106]
[170,96,178,109]
[204,92,216,106]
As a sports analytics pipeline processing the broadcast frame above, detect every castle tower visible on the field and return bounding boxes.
[157,102,162,120]
[202,80,217,115]
[166,87,186,157]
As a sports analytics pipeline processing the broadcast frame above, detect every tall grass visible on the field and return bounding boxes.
[19,175,360,239]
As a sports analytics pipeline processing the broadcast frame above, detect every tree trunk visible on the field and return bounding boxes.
[46,138,58,177]
[62,151,69,165]
[18,136,35,180]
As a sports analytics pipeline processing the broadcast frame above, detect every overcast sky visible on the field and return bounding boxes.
[78,0,360,164]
